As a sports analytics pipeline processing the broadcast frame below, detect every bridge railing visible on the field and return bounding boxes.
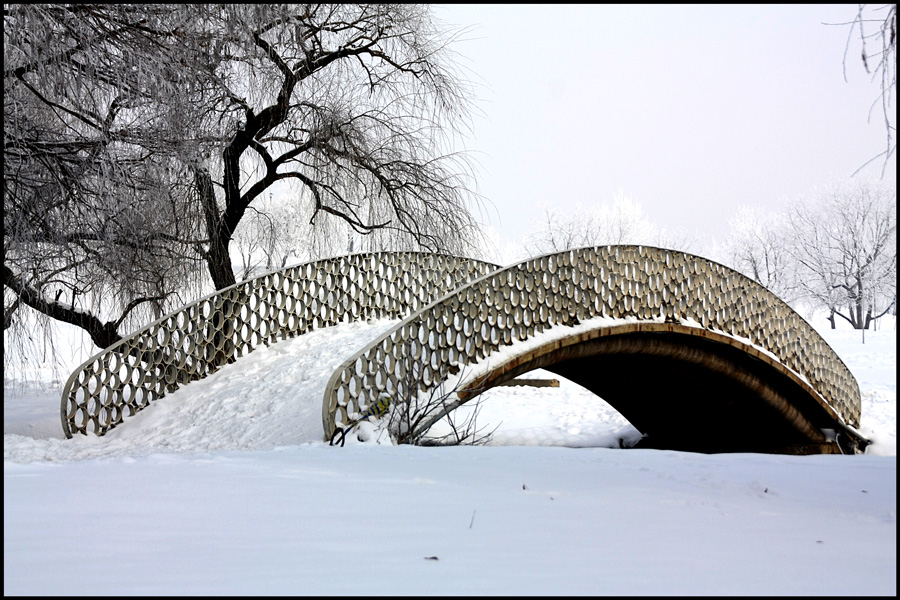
[322,245,861,440]
[61,252,499,438]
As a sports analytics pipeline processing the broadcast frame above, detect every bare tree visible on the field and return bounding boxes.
[329,353,498,447]
[833,4,896,175]
[723,205,799,304]
[185,5,483,290]
[522,192,693,256]
[523,209,603,256]
[4,5,483,371]
[788,178,896,329]
[388,359,498,446]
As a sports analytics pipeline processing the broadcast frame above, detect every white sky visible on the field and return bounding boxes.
[434,4,897,246]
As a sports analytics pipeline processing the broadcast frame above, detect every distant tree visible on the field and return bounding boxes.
[522,192,692,256]
[4,5,482,366]
[723,205,799,304]
[837,4,896,175]
[788,178,896,329]
[523,209,602,256]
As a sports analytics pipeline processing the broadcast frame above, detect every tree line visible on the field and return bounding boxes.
[520,180,896,331]
[725,179,895,330]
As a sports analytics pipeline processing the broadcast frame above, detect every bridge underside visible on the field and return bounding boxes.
[458,325,866,455]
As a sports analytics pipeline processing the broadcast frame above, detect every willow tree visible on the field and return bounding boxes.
[4,4,481,361]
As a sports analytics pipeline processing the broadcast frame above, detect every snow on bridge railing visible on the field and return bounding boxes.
[322,245,861,441]
[60,252,500,438]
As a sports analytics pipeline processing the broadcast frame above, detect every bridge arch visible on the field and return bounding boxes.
[61,251,499,438]
[322,246,865,454]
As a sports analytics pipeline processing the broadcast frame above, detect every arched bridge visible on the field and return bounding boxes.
[61,246,866,454]
[322,246,866,454]
[60,252,499,438]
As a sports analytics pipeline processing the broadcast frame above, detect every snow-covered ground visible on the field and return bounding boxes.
[4,312,896,595]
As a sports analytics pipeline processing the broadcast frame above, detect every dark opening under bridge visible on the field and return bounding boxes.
[60,246,868,455]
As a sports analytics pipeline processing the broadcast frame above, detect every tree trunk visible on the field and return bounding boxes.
[194,166,237,291]
[205,235,237,291]
[189,164,241,370]
[853,277,866,329]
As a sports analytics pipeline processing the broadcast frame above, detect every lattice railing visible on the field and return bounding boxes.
[61,252,500,437]
[322,246,861,440]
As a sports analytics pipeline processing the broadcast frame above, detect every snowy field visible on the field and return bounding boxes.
[4,311,896,595]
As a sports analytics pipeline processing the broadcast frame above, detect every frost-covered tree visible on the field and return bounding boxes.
[723,205,798,303]
[522,192,692,256]
[788,178,896,329]
[5,4,211,351]
[4,5,482,363]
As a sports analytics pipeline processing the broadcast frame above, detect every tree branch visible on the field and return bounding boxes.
[2,264,122,349]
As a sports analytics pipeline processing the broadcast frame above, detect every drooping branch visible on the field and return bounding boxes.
[3,264,122,348]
